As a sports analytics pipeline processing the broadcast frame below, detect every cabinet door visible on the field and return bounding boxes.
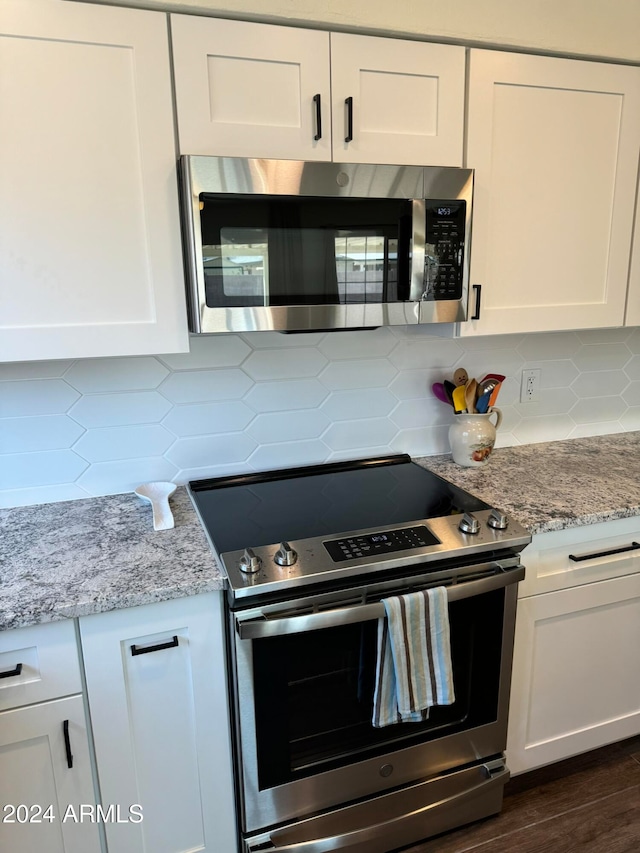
[330,33,465,166]
[464,50,640,336]
[0,0,188,362]
[80,593,236,853]
[0,696,101,853]
[507,573,640,775]
[171,15,331,160]
[625,178,640,326]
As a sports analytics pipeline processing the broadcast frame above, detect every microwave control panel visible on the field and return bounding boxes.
[424,201,466,301]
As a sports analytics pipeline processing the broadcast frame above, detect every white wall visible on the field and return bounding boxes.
[1,326,639,508]
[81,0,640,62]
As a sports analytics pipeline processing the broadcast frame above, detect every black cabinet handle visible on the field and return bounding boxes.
[471,284,482,320]
[130,635,179,656]
[63,720,73,769]
[313,93,322,141]
[569,541,640,562]
[345,96,353,143]
[0,663,22,679]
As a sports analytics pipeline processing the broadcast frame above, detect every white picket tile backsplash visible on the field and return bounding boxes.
[1,325,639,507]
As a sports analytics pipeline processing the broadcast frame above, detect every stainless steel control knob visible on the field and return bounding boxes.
[274,542,298,566]
[458,512,480,534]
[487,508,509,530]
[238,547,262,574]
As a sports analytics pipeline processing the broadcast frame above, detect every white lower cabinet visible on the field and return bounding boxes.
[0,622,101,853]
[79,592,237,853]
[507,520,640,775]
[0,697,101,853]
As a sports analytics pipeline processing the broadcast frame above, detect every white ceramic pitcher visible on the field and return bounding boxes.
[448,408,502,467]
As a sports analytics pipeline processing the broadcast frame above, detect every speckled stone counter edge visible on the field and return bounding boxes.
[415,432,640,535]
[0,486,225,632]
[3,432,639,632]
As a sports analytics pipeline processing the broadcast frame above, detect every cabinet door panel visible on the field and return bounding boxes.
[625,178,640,326]
[171,15,331,160]
[80,593,236,853]
[0,696,100,853]
[0,0,188,361]
[330,33,465,166]
[507,573,640,774]
[464,50,640,336]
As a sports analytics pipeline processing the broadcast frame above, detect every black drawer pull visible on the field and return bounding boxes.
[130,635,179,656]
[63,719,73,769]
[313,93,322,141]
[568,541,640,562]
[0,663,23,679]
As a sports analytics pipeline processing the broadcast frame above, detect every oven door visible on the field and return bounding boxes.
[229,560,523,838]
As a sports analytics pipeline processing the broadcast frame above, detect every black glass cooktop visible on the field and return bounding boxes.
[189,454,489,555]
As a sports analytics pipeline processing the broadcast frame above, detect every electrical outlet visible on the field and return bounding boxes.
[520,369,541,403]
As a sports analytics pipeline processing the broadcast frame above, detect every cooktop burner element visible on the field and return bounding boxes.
[189,454,530,602]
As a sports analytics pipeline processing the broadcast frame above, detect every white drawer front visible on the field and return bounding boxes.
[0,620,82,711]
[520,516,640,598]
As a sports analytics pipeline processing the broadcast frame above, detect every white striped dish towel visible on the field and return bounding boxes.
[372,587,455,728]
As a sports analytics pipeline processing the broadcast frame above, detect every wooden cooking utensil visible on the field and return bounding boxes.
[453,367,468,387]
[464,378,477,414]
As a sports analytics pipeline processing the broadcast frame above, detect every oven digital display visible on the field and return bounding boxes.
[369,534,389,543]
[324,525,440,563]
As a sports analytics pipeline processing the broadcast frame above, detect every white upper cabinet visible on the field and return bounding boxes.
[170,15,465,166]
[171,16,332,161]
[0,0,189,362]
[625,182,640,326]
[329,33,465,166]
[463,50,640,336]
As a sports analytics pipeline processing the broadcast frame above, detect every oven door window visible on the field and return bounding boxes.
[199,195,412,308]
[251,589,504,789]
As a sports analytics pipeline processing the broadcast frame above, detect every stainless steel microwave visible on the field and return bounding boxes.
[179,156,473,334]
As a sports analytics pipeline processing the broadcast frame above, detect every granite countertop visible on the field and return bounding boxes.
[0,486,224,632]
[3,432,640,633]
[416,432,640,535]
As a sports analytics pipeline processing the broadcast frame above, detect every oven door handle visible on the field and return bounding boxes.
[261,763,509,852]
[236,565,524,639]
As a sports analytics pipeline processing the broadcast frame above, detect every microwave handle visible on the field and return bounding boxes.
[408,199,426,302]
[236,565,524,640]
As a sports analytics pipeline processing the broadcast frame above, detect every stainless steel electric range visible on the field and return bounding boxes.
[189,454,531,853]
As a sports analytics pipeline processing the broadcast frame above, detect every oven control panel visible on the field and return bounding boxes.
[324,525,440,563]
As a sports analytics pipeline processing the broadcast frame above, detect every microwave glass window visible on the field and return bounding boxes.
[199,195,412,308]
[203,228,269,307]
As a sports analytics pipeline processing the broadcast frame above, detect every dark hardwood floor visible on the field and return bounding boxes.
[401,736,640,852]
